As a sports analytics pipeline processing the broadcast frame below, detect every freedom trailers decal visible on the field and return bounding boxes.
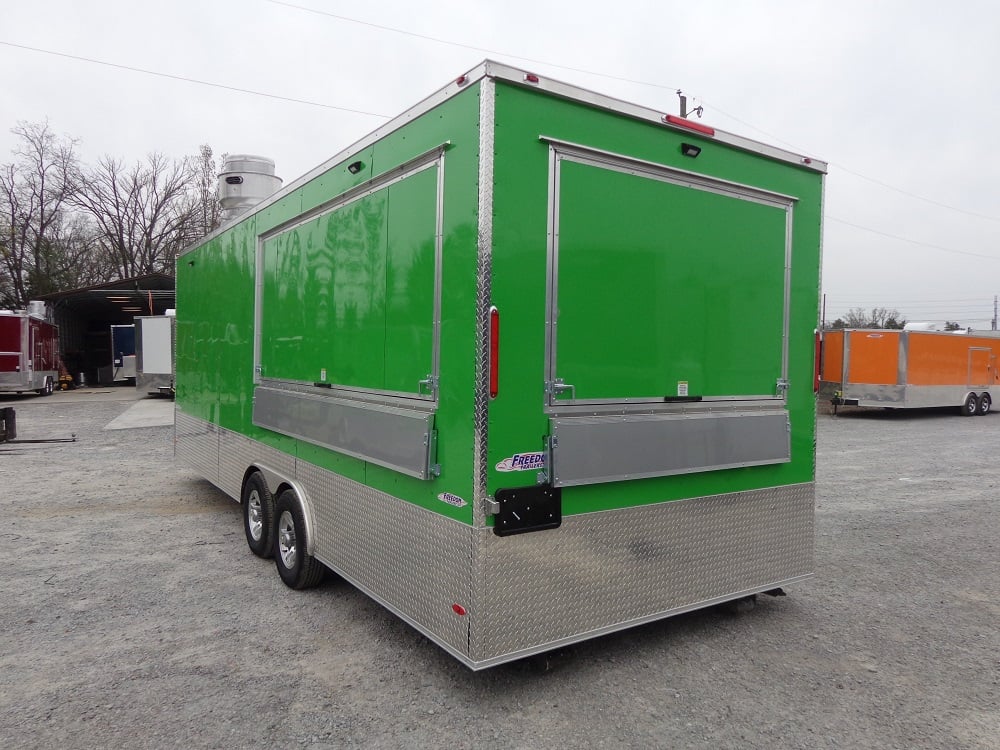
[496,452,546,472]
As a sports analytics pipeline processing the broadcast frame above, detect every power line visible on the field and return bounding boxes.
[263,0,682,93]
[827,215,1000,261]
[7,12,1000,230]
[266,1,1000,225]
[704,100,1000,224]
[0,39,391,118]
[832,164,1000,224]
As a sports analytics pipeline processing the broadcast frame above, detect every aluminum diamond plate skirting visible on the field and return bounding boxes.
[176,413,812,669]
[297,461,473,657]
[473,483,814,664]
[218,428,296,501]
[174,410,219,485]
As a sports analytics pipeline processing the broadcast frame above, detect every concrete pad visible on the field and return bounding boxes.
[104,399,175,430]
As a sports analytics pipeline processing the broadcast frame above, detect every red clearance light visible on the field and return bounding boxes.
[452,603,467,616]
[524,73,540,84]
[814,330,822,393]
[489,306,500,399]
[662,114,716,136]
[802,157,812,165]
[456,75,468,86]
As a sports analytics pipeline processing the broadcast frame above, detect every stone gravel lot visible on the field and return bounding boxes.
[1,389,997,749]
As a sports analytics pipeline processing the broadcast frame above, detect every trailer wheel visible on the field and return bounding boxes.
[961,393,978,416]
[978,393,992,416]
[37,377,53,396]
[241,472,274,558]
[273,489,325,590]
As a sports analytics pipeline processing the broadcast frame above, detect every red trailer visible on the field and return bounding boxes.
[0,305,59,396]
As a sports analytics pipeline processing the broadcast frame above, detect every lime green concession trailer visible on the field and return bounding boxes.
[175,61,826,669]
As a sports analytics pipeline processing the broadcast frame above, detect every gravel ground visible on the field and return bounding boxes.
[1,389,997,749]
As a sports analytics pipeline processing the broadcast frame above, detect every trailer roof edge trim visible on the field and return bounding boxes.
[181,58,826,256]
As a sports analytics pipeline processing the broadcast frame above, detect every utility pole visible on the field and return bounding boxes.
[993,295,997,331]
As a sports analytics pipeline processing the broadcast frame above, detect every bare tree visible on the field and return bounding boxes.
[0,120,80,307]
[841,306,906,329]
[73,153,201,279]
[28,213,108,295]
[192,144,222,237]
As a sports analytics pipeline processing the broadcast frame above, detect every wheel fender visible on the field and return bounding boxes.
[254,463,317,557]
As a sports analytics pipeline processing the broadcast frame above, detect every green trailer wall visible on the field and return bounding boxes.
[176,73,822,525]
[177,83,484,522]
[486,81,823,514]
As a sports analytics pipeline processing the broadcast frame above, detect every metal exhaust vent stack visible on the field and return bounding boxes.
[218,155,282,223]
[26,300,49,320]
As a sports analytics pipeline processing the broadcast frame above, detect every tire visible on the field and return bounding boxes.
[37,377,53,396]
[978,393,992,416]
[961,393,978,416]
[242,472,274,558]
[273,489,325,590]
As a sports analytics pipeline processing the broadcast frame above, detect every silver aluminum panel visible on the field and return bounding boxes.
[135,372,173,394]
[253,385,435,479]
[846,384,983,409]
[841,383,906,405]
[0,372,29,389]
[550,409,791,487]
[217,428,250,500]
[903,385,986,408]
[296,460,473,659]
[216,428,301,501]
[174,409,219,485]
[476,483,814,664]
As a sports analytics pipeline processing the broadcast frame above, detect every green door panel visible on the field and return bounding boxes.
[553,159,788,401]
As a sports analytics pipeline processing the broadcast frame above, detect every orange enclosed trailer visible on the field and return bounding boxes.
[820,329,1000,415]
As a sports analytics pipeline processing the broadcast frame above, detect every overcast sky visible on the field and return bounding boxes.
[3,0,998,326]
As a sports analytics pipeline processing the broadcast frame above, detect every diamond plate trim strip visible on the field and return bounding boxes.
[472,77,495,531]
[297,459,473,657]
[475,483,814,662]
[468,78,496,657]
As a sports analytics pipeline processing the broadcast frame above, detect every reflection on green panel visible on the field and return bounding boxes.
[385,168,437,392]
[260,166,438,393]
[555,160,787,400]
[176,217,257,431]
